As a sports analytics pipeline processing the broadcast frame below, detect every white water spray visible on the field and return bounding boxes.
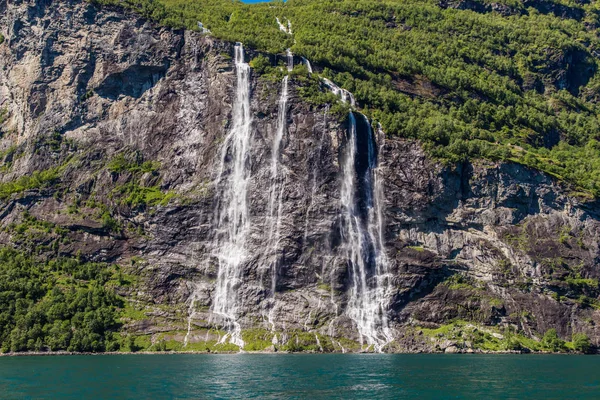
[286,49,294,72]
[276,17,292,35]
[325,78,392,352]
[302,57,313,74]
[344,115,393,352]
[211,43,253,349]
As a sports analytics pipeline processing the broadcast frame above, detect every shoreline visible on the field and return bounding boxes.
[0,350,594,357]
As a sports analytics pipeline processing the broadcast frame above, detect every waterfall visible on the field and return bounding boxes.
[184,285,201,348]
[276,17,292,35]
[264,74,289,328]
[276,17,287,33]
[302,57,313,74]
[263,49,294,330]
[344,115,393,352]
[211,43,253,348]
[324,77,392,352]
[286,49,294,72]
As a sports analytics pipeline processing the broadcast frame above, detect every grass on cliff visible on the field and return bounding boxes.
[91,0,600,197]
[0,168,61,200]
[0,140,78,201]
[107,152,175,209]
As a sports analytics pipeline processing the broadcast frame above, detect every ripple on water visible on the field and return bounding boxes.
[0,354,599,399]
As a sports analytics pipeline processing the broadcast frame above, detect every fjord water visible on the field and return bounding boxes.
[1,355,599,399]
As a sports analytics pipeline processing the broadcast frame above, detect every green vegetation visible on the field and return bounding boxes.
[92,0,600,196]
[421,321,593,353]
[0,247,124,353]
[0,108,7,125]
[2,211,70,255]
[112,183,175,208]
[565,276,599,290]
[107,154,160,174]
[407,246,425,253]
[0,33,4,45]
[572,332,592,353]
[107,152,174,209]
[34,131,76,154]
[0,138,79,200]
[242,328,274,351]
[444,274,478,291]
[279,330,336,352]
[0,167,61,200]
[541,328,565,352]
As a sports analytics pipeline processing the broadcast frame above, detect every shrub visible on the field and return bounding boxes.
[249,55,272,75]
[572,333,592,354]
[542,329,566,352]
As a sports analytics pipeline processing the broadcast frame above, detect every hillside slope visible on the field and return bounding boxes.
[0,0,599,353]
[97,0,600,196]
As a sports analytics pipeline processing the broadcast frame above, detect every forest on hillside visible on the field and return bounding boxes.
[93,0,600,197]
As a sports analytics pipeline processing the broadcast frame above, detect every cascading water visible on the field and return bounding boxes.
[184,285,201,347]
[302,57,313,74]
[324,78,392,352]
[276,17,292,35]
[207,43,391,349]
[263,49,294,331]
[286,49,294,72]
[276,17,287,33]
[211,43,253,348]
[344,115,393,352]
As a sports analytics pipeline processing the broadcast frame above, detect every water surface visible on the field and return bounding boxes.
[0,354,598,399]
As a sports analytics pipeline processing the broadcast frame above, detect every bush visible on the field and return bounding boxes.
[127,336,140,352]
[541,329,566,352]
[572,333,592,354]
[249,55,272,75]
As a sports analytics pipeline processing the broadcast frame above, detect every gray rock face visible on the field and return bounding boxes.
[1,0,599,352]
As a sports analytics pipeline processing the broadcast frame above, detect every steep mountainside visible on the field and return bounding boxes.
[0,0,599,353]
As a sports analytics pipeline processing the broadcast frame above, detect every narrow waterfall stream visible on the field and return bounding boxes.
[302,57,313,74]
[264,49,294,331]
[211,43,253,348]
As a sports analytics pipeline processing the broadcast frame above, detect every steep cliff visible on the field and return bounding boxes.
[0,0,599,353]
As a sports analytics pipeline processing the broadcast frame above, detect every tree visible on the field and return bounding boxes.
[542,329,565,352]
[572,333,592,354]
[127,335,139,352]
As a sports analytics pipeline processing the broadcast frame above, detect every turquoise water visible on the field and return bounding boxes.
[0,354,599,399]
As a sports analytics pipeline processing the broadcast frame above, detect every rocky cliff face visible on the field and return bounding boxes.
[1,0,599,353]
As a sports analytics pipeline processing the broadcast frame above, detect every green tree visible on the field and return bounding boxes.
[127,335,139,352]
[572,333,592,354]
[542,329,566,352]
